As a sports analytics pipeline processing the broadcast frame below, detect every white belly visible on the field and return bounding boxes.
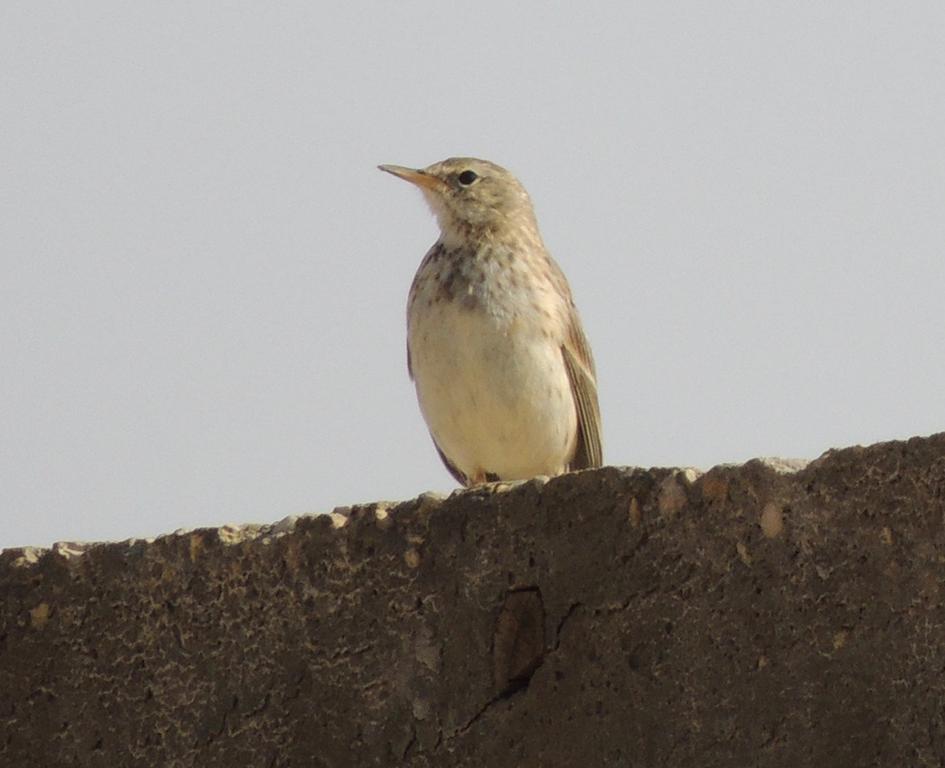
[408,300,577,482]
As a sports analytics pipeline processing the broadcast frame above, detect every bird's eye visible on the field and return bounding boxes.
[457,170,478,186]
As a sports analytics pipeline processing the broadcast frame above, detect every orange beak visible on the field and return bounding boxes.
[378,164,446,192]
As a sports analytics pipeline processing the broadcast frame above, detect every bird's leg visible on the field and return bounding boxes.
[468,469,489,486]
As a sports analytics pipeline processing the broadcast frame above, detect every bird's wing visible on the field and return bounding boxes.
[433,439,468,485]
[408,331,468,483]
[408,339,466,483]
[561,308,603,470]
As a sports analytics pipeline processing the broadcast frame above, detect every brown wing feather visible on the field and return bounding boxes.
[409,339,466,483]
[561,308,603,470]
[433,440,468,485]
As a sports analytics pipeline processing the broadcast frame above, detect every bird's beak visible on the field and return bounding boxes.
[378,164,446,192]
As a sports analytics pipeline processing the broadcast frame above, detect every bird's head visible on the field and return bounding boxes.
[379,157,539,245]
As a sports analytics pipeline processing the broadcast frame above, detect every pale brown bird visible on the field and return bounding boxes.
[378,157,602,485]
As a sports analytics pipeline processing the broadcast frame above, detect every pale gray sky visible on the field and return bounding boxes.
[3,2,944,548]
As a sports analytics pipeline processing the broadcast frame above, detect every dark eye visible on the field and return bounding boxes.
[457,170,478,186]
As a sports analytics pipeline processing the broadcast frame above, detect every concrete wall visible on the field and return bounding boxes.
[2,433,944,767]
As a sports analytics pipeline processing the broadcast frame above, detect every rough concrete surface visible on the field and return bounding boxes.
[2,433,944,767]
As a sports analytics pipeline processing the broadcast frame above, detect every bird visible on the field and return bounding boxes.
[378,157,602,486]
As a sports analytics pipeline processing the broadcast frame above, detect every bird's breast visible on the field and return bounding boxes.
[406,258,577,481]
